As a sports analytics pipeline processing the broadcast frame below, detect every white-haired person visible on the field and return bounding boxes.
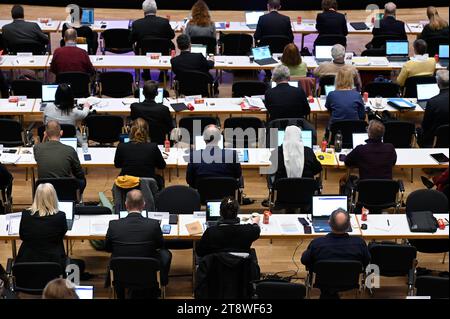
[43,278,78,299]
[367,2,407,48]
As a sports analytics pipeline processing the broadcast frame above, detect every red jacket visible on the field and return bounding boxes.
[50,46,94,75]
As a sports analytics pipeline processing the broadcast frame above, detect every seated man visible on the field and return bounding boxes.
[301,208,370,299]
[345,120,397,180]
[314,44,362,90]
[186,125,242,188]
[367,2,407,48]
[50,28,95,76]
[265,65,310,121]
[130,80,174,144]
[105,189,171,299]
[254,0,294,44]
[396,39,436,87]
[33,120,86,194]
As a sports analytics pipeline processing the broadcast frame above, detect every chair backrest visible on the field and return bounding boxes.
[258,35,292,53]
[231,81,267,97]
[85,115,124,144]
[99,71,134,98]
[223,117,264,148]
[368,243,417,276]
[253,280,306,299]
[10,79,43,98]
[361,48,386,56]
[175,70,213,97]
[329,120,368,148]
[356,179,400,211]
[273,178,317,212]
[371,34,405,49]
[314,34,347,50]
[35,177,80,202]
[383,121,415,148]
[426,36,449,57]
[312,260,363,292]
[155,185,201,214]
[137,37,172,55]
[13,262,63,295]
[434,124,449,148]
[220,33,253,56]
[7,42,46,55]
[0,118,23,147]
[75,205,112,215]
[101,28,133,54]
[178,116,218,145]
[267,103,309,122]
[56,72,91,98]
[363,82,400,97]
[406,189,448,213]
[267,118,317,146]
[415,276,449,299]
[38,124,77,143]
[403,76,437,98]
[317,75,336,96]
[191,36,217,55]
[196,177,239,204]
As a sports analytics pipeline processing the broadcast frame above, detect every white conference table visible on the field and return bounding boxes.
[0,98,37,116]
[58,20,131,32]
[0,55,50,70]
[0,19,61,33]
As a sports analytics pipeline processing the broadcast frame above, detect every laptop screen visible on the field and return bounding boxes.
[315,46,333,59]
[76,44,88,52]
[386,41,409,56]
[237,149,249,163]
[58,201,74,220]
[139,87,164,103]
[75,286,94,299]
[60,137,78,151]
[252,46,271,60]
[41,84,59,102]
[191,44,207,57]
[417,83,440,101]
[119,211,147,218]
[439,45,449,59]
[312,196,348,218]
[277,130,313,148]
[271,81,299,88]
[81,8,94,25]
[194,135,224,150]
[245,11,264,25]
[206,201,221,220]
[352,133,369,148]
[324,85,335,96]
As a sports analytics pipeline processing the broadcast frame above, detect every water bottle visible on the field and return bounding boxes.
[334,131,343,153]
[81,127,89,153]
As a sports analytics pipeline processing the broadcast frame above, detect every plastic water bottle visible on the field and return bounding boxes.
[81,129,89,153]
[334,131,343,153]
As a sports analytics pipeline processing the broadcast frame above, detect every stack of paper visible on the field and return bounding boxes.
[0,153,21,164]
[6,212,22,235]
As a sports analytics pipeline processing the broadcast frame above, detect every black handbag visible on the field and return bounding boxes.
[407,211,439,233]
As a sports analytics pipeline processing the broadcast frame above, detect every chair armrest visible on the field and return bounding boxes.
[6,258,14,275]
[398,179,405,193]
[267,174,275,190]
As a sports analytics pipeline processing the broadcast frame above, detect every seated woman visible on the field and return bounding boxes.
[43,278,79,299]
[419,7,449,44]
[281,43,308,77]
[16,183,68,270]
[270,126,322,182]
[184,0,216,40]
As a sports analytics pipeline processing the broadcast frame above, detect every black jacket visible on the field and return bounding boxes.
[254,11,294,43]
[265,83,311,120]
[421,89,450,147]
[114,142,166,178]
[419,25,449,43]
[372,16,407,39]
[16,210,67,269]
[2,20,48,48]
[130,100,174,144]
[316,11,348,36]
[170,51,214,80]
[129,15,175,44]
[105,213,164,258]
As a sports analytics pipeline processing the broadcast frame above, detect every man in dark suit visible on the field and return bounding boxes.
[265,65,311,121]
[130,80,174,144]
[186,125,242,188]
[2,5,48,53]
[254,0,294,44]
[419,70,449,147]
[315,0,348,37]
[105,189,172,298]
[368,2,407,48]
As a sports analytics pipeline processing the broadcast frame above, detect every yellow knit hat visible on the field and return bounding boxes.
[114,175,140,189]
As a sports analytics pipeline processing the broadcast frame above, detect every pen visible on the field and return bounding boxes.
[387,219,390,226]
[445,218,449,224]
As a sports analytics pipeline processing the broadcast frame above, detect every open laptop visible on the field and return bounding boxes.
[194,135,224,150]
[352,133,369,148]
[324,85,335,96]
[416,83,440,109]
[311,195,350,233]
[438,44,449,67]
[205,201,222,227]
[119,211,147,218]
[386,40,409,62]
[40,84,59,109]
[75,286,94,299]
[139,87,164,103]
[315,45,333,63]
[271,81,299,88]
[81,8,94,26]
[245,11,264,29]
[76,44,88,52]
[60,137,78,151]
[277,130,313,148]
[59,201,75,230]
[252,46,277,65]
[191,44,207,58]
[237,149,249,163]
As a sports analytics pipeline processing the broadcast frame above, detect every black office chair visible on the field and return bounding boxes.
[415,276,449,299]
[98,71,134,98]
[220,33,253,56]
[403,76,437,98]
[306,260,364,298]
[361,48,386,56]
[61,23,98,54]
[314,34,347,52]
[434,124,449,148]
[37,124,77,143]
[196,177,240,204]
[223,117,264,148]
[0,119,23,147]
[253,279,306,299]
[370,34,406,49]
[384,121,416,148]
[109,257,163,299]
[258,35,292,53]
[10,79,43,98]
[191,36,217,55]
[368,242,417,296]
[174,71,214,97]
[266,103,311,122]
[75,205,112,215]
[56,72,91,98]
[267,118,317,146]
[35,177,81,202]
[0,33,5,53]
[426,36,449,57]
[352,179,404,214]
[85,115,124,145]
[7,42,47,55]
[329,120,368,148]
[270,178,320,213]
[406,189,449,255]
[317,75,335,96]
[231,81,268,97]
[136,37,173,55]
[100,29,133,54]
[363,82,400,97]
[178,116,219,145]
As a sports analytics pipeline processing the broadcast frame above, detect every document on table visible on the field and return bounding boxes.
[0,153,21,164]
[89,220,109,235]
[278,220,301,234]
[6,212,22,235]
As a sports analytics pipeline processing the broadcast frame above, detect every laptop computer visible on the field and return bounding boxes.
[324,85,335,96]
[194,135,224,151]
[81,8,94,26]
[386,40,409,62]
[417,83,440,109]
[252,46,278,65]
[75,286,94,299]
[438,44,449,67]
[76,44,88,52]
[245,11,264,29]
[139,87,164,103]
[119,211,147,218]
[60,137,78,151]
[237,149,249,163]
[277,130,313,148]
[271,81,299,88]
[311,195,350,233]
[59,201,75,230]
[315,45,333,63]
[40,84,59,109]
[352,133,369,148]
[205,201,222,227]
[191,44,207,58]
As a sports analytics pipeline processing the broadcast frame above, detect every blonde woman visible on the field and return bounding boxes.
[16,183,68,268]
[419,7,449,44]
[43,278,79,299]
[325,66,365,126]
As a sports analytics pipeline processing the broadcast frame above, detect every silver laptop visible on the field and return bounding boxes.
[352,133,369,148]
[59,201,74,230]
[60,137,78,151]
[245,11,264,29]
[139,87,164,103]
[315,46,333,63]
[277,130,313,148]
[312,195,349,233]
[191,44,207,58]
[386,40,409,62]
[417,83,440,109]
[75,286,94,299]
[205,200,222,227]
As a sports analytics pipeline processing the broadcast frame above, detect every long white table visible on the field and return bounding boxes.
[0,19,61,33]
[0,98,37,116]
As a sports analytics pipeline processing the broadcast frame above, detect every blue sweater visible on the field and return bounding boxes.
[325,90,365,125]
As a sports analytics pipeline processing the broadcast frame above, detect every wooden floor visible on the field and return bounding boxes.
[1,5,449,299]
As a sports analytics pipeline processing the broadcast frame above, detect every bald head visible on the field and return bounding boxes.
[125,190,145,212]
[385,2,397,17]
[64,28,77,43]
[45,120,62,140]
[329,208,351,233]
[203,125,221,146]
